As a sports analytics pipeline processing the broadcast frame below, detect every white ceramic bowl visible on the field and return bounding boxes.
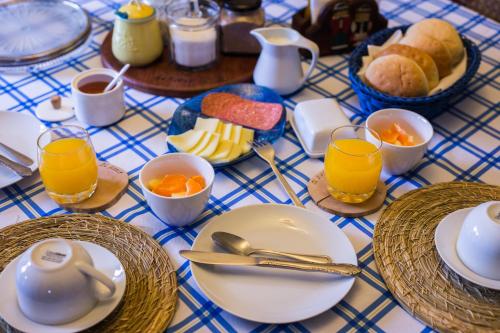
[456,201,500,280]
[366,108,433,175]
[139,153,215,227]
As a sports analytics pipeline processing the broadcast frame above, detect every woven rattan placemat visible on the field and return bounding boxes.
[0,214,177,333]
[374,182,500,332]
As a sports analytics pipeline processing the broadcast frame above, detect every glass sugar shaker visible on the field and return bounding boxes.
[220,0,265,54]
[166,0,220,70]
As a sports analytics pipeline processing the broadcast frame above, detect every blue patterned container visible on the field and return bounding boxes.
[348,26,481,118]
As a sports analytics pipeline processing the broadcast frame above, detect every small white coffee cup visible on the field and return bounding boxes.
[16,238,116,325]
[71,68,125,127]
[456,201,500,280]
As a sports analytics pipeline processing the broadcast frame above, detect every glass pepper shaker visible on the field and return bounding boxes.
[220,0,265,54]
[166,0,220,70]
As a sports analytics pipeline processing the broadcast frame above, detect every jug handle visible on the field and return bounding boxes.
[296,36,319,88]
[76,262,116,301]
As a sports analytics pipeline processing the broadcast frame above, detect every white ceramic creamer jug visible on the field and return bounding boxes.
[251,27,319,95]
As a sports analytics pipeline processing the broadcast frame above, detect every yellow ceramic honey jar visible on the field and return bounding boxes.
[112,0,163,66]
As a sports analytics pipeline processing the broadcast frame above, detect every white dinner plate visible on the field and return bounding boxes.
[434,208,500,290]
[190,204,358,323]
[0,111,45,188]
[0,241,127,333]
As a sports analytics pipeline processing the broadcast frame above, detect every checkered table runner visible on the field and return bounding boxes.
[0,0,499,331]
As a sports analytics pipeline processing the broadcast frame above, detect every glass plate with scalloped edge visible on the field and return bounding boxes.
[166,84,287,168]
[0,0,91,73]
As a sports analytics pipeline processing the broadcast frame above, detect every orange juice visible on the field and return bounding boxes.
[324,138,382,203]
[39,138,98,203]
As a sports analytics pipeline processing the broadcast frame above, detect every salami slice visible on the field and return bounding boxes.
[201,93,283,131]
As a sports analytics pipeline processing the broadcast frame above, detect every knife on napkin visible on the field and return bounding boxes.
[0,155,32,177]
[0,142,34,166]
[180,250,361,276]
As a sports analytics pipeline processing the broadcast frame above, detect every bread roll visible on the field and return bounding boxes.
[376,44,439,90]
[400,32,452,78]
[407,18,464,65]
[365,54,429,97]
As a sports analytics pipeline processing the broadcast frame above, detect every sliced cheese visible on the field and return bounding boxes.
[215,121,223,134]
[230,125,242,144]
[167,129,205,152]
[212,142,242,163]
[198,133,220,158]
[208,140,233,161]
[194,117,220,133]
[221,123,233,141]
[239,127,254,154]
[188,131,211,155]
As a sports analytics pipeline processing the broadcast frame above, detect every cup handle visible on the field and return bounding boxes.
[76,262,116,301]
[296,36,319,87]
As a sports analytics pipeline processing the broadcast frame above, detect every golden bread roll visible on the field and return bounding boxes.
[400,32,452,78]
[365,54,429,97]
[407,18,464,65]
[376,44,439,90]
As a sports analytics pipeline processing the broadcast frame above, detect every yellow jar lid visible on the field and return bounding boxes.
[118,2,154,19]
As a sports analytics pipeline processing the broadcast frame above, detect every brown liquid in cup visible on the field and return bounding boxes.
[78,81,110,94]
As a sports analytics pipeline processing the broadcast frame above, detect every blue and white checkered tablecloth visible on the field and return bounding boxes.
[1,0,499,331]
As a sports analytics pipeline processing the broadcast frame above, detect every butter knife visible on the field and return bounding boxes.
[180,250,361,276]
[0,142,34,166]
[0,155,33,177]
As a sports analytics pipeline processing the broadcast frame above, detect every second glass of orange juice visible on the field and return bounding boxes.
[324,125,382,203]
[37,125,98,204]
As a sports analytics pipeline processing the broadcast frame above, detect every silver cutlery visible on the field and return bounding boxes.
[251,141,304,208]
[0,155,33,177]
[0,142,34,166]
[212,231,332,264]
[180,250,361,276]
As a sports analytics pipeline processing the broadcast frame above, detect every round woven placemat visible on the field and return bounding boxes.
[373,182,500,332]
[0,214,177,333]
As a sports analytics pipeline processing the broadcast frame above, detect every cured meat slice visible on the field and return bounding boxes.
[201,93,283,131]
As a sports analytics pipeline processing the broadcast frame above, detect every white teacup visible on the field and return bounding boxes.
[71,68,125,127]
[16,238,116,325]
[456,201,500,280]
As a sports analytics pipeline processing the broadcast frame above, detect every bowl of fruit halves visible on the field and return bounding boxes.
[166,84,286,168]
[348,18,481,118]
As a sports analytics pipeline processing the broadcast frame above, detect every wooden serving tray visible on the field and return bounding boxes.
[100,31,257,98]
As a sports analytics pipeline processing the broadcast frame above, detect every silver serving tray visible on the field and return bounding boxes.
[0,0,91,68]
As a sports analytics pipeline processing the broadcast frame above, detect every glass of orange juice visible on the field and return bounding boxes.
[324,125,382,203]
[37,125,98,204]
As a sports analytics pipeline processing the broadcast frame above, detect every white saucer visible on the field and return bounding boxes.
[0,241,126,333]
[434,208,500,290]
[0,111,44,189]
[35,97,75,122]
[190,204,358,323]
